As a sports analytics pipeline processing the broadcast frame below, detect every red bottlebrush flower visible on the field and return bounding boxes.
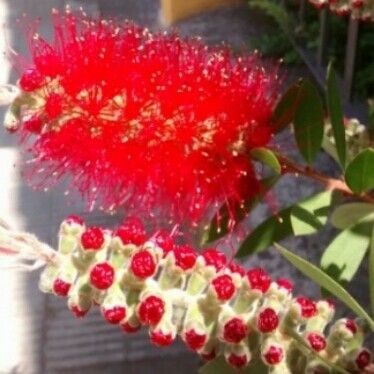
[12,10,279,226]
[18,68,44,91]
[23,114,43,134]
[202,249,227,271]
[211,274,236,301]
[45,93,63,119]
[223,317,248,343]
[130,250,157,279]
[137,295,165,326]
[53,278,71,297]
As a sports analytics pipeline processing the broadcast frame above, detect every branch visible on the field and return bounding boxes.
[0,219,60,270]
[277,154,374,204]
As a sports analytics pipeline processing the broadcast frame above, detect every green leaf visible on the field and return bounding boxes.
[203,176,279,244]
[290,191,331,235]
[275,243,374,331]
[236,190,332,258]
[368,98,374,140]
[326,64,346,169]
[293,80,325,165]
[331,202,374,229]
[199,356,268,374]
[321,221,371,283]
[370,227,374,316]
[271,79,303,132]
[251,148,281,174]
[345,148,374,193]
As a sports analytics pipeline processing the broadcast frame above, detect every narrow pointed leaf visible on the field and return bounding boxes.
[326,64,346,169]
[321,222,371,283]
[271,79,303,132]
[236,190,332,258]
[345,148,374,193]
[331,202,374,229]
[294,80,324,165]
[370,228,374,316]
[275,243,374,331]
[251,147,281,174]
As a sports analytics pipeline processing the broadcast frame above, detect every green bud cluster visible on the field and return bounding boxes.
[39,216,372,373]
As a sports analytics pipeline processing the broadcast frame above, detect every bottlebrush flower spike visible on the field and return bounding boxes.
[308,0,374,22]
[38,216,373,373]
[5,9,279,225]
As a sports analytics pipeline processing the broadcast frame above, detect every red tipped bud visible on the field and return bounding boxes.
[202,249,227,271]
[65,215,84,226]
[138,295,165,326]
[247,267,271,293]
[102,306,126,324]
[130,250,156,279]
[276,278,293,292]
[116,217,146,245]
[257,308,279,333]
[355,349,371,370]
[307,332,326,352]
[296,296,317,318]
[201,349,216,362]
[228,262,245,276]
[184,329,207,351]
[172,245,197,270]
[53,278,71,297]
[223,317,248,343]
[153,230,174,255]
[70,305,88,319]
[263,345,283,365]
[227,353,248,369]
[89,262,114,290]
[121,321,141,334]
[211,274,236,301]
[81,226,104,250]
[150,329,175,347]
[345,319,357,334]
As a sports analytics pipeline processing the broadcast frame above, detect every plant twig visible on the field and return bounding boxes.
[0,219,60,270]
[277,153,374,204]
